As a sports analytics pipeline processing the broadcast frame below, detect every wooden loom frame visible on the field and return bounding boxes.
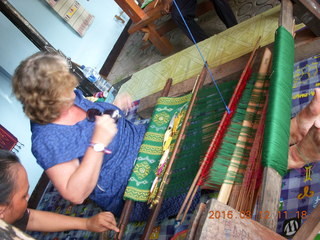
[113,0,214,55]
[129,0,320,239]
[115,66,208,240]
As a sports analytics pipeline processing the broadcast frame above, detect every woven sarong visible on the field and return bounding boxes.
[124,93,192,202]
[0,124,18,151]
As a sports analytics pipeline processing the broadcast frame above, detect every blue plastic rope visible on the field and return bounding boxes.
[172,0,231,114]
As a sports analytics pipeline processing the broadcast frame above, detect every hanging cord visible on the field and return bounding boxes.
[172,0,231,113]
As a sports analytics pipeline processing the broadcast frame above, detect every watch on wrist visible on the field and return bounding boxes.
[89,142,112,154]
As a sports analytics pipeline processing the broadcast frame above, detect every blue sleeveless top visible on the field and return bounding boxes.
[31,90,146,216]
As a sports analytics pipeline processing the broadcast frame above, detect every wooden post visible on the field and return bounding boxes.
[257,0,294,231]
[114,0,173,55]
[293,203,320,240]
[194,199,286,240]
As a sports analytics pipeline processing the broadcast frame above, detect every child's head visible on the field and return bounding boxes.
[0,150,29,224]
[12,52,78,124]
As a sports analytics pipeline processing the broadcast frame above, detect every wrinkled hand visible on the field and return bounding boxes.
[161,0,173,15]
[86,212,119,233]
[290,88,320,145]
[92,115,118,147]
[113,93,133,113]
[288,122,320,169]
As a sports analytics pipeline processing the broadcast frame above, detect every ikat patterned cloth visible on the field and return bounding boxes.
[124,94,192,201]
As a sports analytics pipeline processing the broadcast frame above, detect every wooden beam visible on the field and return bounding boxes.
[194,199,286,240]
[147,23,173,55]
[293,203,320,240]
[257,0,294,231]
[114,0,146,22]
[293,0,320,36]
[295,28,320,61]
[257,167,283,231]
[279,0,294,33]
[28,172,49,209]
[137,29,320,116]
[129,0,214,35]
[128,6,163,34]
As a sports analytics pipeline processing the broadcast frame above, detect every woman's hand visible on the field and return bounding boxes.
[92,114,118,147]
[290,88,320,145]
[86,212,119,233]
[113,93,133,113]
[288,123,320,169]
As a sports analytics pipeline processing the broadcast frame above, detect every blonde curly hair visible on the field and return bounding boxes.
[12,52,78,124]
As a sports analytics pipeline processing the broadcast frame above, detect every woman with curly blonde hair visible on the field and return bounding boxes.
[12,52,187,222]
[12,53,77,124]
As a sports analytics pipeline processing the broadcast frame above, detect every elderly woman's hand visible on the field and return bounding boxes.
[92,115,118,147]
[290,88,320,145]
[86,212,119,233]
[113,93,133,114]
[288,121,320,169]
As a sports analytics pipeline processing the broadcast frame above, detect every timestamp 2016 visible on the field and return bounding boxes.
[208,210,308,220]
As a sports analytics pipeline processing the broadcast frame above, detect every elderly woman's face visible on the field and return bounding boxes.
[0,164,29,224]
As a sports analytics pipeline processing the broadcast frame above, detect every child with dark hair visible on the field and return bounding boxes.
[0,149,119,233]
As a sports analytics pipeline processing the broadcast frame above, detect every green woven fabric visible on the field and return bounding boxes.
[165,80,237,198]
[124,80,237,201]
[262,26,294,176]
[204,74,270,189]
[124,93,192,201]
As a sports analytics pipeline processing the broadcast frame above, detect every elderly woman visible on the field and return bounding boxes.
[12,52,185,221]
[0,149,118,233]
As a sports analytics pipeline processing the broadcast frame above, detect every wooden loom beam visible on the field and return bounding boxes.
[256,0,294,231]
[137,28,320,119]
[293,202,320,240]
[293,0,320,37]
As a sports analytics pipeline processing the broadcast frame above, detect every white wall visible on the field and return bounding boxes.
[0,71,43,194]
[4,0,128,74]
[0,0,128,193]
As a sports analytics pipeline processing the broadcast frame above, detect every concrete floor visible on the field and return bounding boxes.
[107,0,279,87]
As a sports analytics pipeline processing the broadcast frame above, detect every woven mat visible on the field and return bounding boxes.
[118,6,280,100]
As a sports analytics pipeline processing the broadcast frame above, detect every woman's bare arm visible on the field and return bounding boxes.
[46,114,117,204]
[27,209,119,233]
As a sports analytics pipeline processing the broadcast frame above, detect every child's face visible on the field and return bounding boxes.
[0,164,29,224]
